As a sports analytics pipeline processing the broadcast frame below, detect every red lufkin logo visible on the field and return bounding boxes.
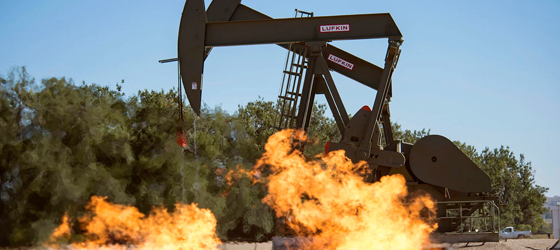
[320,24,350,33]
[327,54,354,70]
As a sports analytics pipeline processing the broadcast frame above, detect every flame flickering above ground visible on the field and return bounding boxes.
[255,129,438,250]
[50,129,436,250]
[48,196,220,250]
[49,212,71,242]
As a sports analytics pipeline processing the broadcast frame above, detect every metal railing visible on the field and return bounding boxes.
[433,200,500,235]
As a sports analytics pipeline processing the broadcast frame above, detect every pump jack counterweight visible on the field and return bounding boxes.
[173,0,501,245]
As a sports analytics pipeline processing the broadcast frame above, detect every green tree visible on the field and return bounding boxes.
[388,123,430,145]
[0,67,135,245]
[478,146,548,231]
[233,97,341,159]
[0,67,549,246]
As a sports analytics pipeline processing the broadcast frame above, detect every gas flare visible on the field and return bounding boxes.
[255,129,437,249]
[50,129,436,249]
[49,212,71,243]
[48,196,220,250]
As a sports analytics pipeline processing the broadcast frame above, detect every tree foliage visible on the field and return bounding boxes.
[0,67,549,245]
[478,147,549,231]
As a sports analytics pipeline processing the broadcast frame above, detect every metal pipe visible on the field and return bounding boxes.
[159,58,179,63]
[435,200,497,204]
[460,202,463,233]
[437,216,499,219]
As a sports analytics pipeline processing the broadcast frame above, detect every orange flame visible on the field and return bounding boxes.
[255,129,437,249]
[50,129,436,249]
[49,212,72,243]
[49,196,220,250]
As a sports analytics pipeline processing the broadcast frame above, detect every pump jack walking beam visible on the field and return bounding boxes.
[204,0,393,93]
[179,0,401,116]
[203,15,402,46]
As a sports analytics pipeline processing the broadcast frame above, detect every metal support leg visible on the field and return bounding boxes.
[382,101,394,146]
[357,39,402,160]
[460,202,463,233]
[296,55,317,130]
[319,77,346,134]
[491,203,495,231]
[296,43,323,130]
[303,76,319,131]
[318,58,350,126]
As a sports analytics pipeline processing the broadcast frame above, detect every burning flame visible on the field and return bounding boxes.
[49,212,71,243]
[50,129,436,250]
[48,196,220,250]
[254,129,437,249]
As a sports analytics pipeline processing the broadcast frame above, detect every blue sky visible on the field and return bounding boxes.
[1,0,559,196]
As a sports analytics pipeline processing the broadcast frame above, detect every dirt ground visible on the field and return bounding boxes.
[431,239,559,250]
[3,239,558,250]
[220,239,560,250]
[218,242,272,250]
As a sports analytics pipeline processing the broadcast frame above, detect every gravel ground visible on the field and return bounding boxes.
[2,239,557,250]
[432,239,559,250]
[218,242,272,250]
[221,239,560,250]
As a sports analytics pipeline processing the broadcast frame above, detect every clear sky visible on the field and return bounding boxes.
[1,0,558,196]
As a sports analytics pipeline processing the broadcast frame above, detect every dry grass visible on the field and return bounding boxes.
[530,234,555,239]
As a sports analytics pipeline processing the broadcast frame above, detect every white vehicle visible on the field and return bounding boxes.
[500,227,532,239]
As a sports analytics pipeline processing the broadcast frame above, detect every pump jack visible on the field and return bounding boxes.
[174,0,501,244]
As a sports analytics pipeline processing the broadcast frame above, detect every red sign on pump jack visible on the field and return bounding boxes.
[319,24,350,33]
[327,54,354,70]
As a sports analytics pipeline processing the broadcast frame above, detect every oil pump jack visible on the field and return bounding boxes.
[173,0,501,244]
